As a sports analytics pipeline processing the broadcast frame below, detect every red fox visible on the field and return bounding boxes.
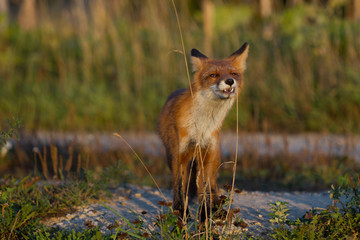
[158,43,249,221]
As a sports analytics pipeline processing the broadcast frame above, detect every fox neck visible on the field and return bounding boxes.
[187,89,235,148]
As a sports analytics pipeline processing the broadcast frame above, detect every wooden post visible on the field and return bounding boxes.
[259,0,272,18]
[0,0,8,25]
[260,0,273,40]
[291,0,303,6]
[202,0,214,56]
[350,0,360,20]
[18,0,37,30]
[0,0,8,13]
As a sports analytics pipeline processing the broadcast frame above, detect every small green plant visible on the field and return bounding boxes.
[0,173,108,239]
[0,116,22,147]
[34,227,105,240]
[268,201,290,225]
[330,174,360,213]
[100,160,135,188]
[270,174,360,239]
[102,200,192,239]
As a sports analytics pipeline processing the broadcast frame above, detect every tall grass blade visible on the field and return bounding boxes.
[170,0,193,97]
[113,133,166,201]
[100,202,145,239]
[8,210,20,240]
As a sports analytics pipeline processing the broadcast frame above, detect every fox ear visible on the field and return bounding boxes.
[229,42,249,71]
[191,48,208,72]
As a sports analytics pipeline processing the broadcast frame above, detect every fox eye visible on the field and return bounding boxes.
[210,73,218,78]
[231,72,239,77]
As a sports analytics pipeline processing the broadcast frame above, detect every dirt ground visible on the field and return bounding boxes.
[43,184,332,236]
[18,132,341,236]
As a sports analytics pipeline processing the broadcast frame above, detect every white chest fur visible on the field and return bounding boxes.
[180,90,235,152]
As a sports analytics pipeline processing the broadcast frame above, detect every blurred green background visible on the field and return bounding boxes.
[1,0,360,133]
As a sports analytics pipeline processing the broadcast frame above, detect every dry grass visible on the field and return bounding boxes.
[2,132,359,192]
[0,1,359,132]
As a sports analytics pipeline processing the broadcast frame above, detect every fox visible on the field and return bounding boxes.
[158,42,249,221]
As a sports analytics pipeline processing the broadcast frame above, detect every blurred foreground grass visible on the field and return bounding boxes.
[1,1,360,133]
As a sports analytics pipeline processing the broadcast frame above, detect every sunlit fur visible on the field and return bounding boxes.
[158,43,249,221]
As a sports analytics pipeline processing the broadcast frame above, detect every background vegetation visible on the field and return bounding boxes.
[1,1,360,238]
[0,0,360,133]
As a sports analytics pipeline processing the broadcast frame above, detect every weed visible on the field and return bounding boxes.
[330,174,360,213]
[34,227,105,240]
[270,174,360,239]
[268,201,290,225]
[1,172,359,239]
[0,173,107,239]
[0,117,22,146]
[0,116,22,152]
[100,160,135,188]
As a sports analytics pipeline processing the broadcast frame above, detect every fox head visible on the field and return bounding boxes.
[191,42,249,100]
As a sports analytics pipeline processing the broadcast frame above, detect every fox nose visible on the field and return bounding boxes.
[225,78,234,86]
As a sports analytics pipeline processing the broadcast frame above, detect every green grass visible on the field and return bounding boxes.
[1,172,359,239]
[1,122,359,239]
[0,174,110,239]
[229,154,360,191]
[1,2,360,238]
[0,116,22,147]
[3,136,359,191]
[1,1,360,133]
[1,126,359,239]
[269,175,360,239]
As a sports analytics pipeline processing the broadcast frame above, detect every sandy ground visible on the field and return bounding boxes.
[43,185,332,236]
